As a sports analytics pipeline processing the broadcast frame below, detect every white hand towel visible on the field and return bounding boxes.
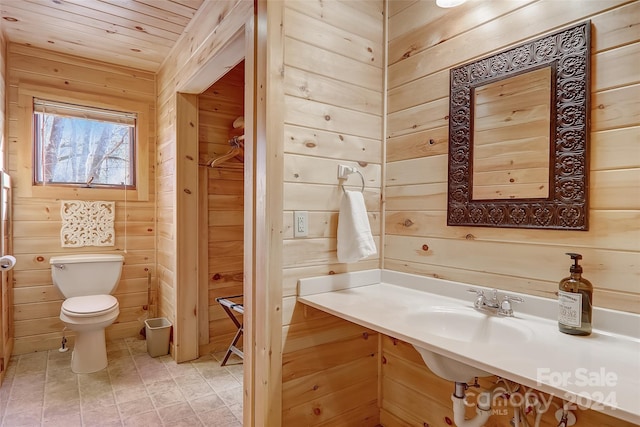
[337,190,377,263]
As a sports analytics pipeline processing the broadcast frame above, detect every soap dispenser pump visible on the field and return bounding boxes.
[558,253,593,335]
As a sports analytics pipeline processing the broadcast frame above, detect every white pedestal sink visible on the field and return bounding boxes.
[411,308,533,382]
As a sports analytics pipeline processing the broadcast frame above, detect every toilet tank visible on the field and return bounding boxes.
[50,254,124,298]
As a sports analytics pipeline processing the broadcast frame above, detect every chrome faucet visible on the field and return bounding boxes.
[468,288,523,317]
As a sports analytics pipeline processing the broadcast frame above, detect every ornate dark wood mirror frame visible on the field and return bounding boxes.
[447,21,591,230]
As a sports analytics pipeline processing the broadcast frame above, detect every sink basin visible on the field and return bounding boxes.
[410,307,533,382]
[418,308,532,344]
[413,346,492,382]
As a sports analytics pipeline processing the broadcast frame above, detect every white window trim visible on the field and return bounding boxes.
[17,84,149,202]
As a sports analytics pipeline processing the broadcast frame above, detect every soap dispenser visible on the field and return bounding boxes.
[558,253,593,335]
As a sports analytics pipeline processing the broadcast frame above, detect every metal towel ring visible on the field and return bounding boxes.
[341,169,365,194]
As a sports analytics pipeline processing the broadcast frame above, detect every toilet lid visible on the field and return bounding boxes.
[62,295,118,315]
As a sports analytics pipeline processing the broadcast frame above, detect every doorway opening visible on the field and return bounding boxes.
[174,17,257,425]
[197,61,246,359]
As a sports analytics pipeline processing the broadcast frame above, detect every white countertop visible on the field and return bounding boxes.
[297,269,640,424]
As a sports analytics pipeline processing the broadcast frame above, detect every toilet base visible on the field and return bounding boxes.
[71,328,108,374]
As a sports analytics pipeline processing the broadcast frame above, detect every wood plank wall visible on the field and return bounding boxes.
[280,1,384,425]
[386,0,640,311]
[0,172,11,377]
[0,173,11,379]
[1,31,5,167]
[6,44,157,354]
[197,62,245,354]
[382,1,640,426]
[1,29,12,373]
[0,32,9,381]
[155,0,250,359]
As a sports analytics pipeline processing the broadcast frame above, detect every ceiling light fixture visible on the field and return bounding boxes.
[436,0,467,8]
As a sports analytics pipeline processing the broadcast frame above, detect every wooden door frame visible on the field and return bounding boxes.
[174,3,283,425]
[174,13,248,364]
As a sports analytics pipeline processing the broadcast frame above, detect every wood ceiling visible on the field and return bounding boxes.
[0,0,205,72]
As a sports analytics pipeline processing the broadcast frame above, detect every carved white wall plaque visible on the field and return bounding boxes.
[61,200,115,247]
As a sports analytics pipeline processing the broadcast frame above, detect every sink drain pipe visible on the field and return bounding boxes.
[451,382,492,427]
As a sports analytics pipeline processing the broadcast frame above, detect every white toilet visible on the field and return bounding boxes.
[50,253,124,374]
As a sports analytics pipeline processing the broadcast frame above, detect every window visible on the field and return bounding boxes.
[17,84,149,201]
[33,98,136,188]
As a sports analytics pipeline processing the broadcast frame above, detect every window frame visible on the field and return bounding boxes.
[32,98,137,189]
[17,84,149,201]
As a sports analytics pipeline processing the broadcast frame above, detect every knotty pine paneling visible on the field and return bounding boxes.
[386,0,640,310]
[0,32,11,382]
[0,0,203,72]
[6,45,156,355]
[280,1,384,425]
[156,0,250,363]
[198,61,244,354]
[384,1,640,425]
[282,317,378,426]
[156,1,250,93]
[1,32,6,168]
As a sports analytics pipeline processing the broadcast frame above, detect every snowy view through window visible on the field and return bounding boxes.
[34,99,135,188]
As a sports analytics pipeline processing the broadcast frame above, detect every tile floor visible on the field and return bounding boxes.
[0,337,243,426]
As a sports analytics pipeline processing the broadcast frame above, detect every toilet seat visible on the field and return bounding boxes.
[62,295,118,317]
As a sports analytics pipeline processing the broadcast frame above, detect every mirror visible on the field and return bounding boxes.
[447,21,591,230]
[472,67,552,200]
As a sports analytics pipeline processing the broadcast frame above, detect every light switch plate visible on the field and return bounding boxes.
[294,211,308,237]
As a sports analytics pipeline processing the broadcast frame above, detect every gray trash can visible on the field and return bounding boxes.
[145,317,171,357]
